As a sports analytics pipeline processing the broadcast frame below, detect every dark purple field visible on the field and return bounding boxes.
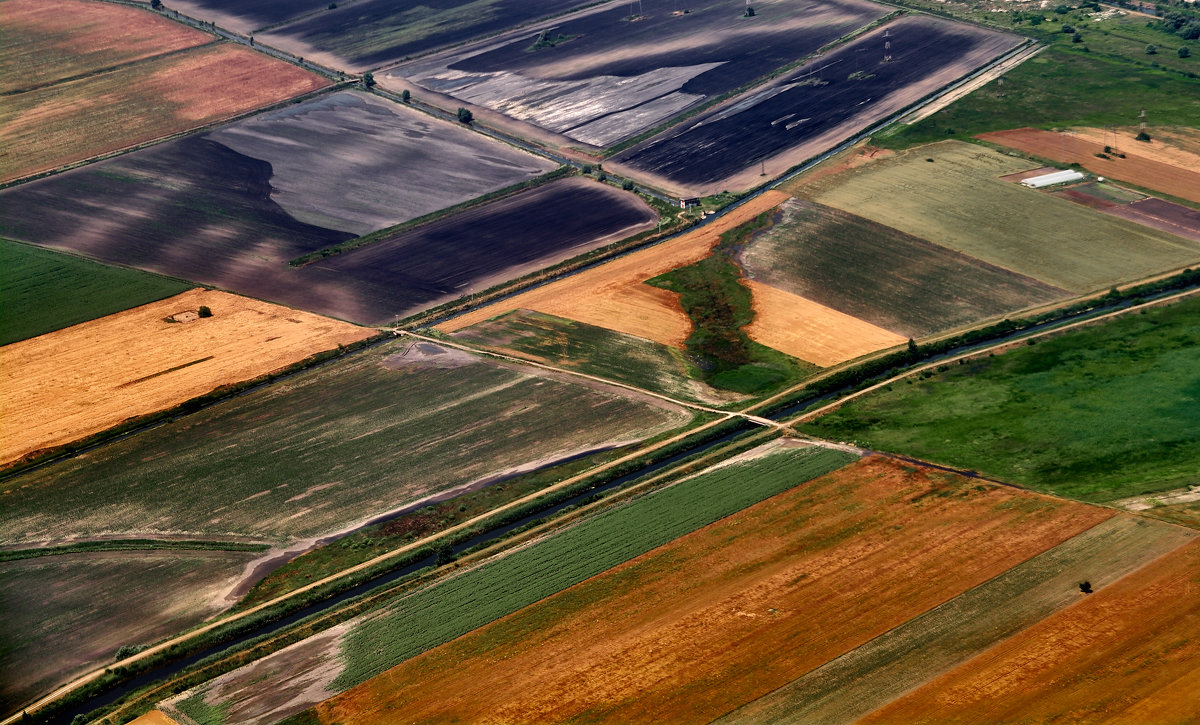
[280,177,658,324]
[1106,198,1200,243]
[397,0,886,147]
[172,0,332,29]
[265,0,594,69]
[611,15,1021,194]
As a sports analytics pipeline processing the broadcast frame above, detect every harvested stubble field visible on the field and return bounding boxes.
[862,537,1200,723]
[719,515,1193,724]
[0,238,189,346]
[256,0,593,72]
[978,127,1200,205]
[0,0,211,94]
[799,141,1200,292]
[439,190,791,346]
[292,454,1118,725]
[0,339,691,546]
[610,16,1021,196]
[742,279,905,366]
[393,0,886,148]
[739,198,1069,338]
[296,177,657,324]
[0,549,260,714]
[168,443,858,725]
[452,309,740,406]
[0,288,372,466]
[1,41,328,183]
[805,294,1200,502]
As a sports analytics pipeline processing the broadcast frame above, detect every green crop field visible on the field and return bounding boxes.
[0,549,258,713]
[331,446,855,688]
[0,239,190,345]
[802,141,1200,292]
[739,199,1068,338]
[452,310,741,406]
[804,295,1200,501]
[0,339,692,546]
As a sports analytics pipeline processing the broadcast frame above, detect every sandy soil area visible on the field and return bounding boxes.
[978,127,1200,204]
[0,289,372,465]
[127,711,182,725]
[438,190,791,346]
[744,279,906,366]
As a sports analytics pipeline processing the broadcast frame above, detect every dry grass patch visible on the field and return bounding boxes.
[863,537,1200,724]
[0,289,371,465]
[438,191,790,347]
[744,279,907,366]
[1,43,328,183]
[0,0,211,93]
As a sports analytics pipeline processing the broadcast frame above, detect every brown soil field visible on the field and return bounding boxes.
[312,456,1112,725]
[0,289,371,465]
[128,712,181,725]
[0,0,211,94]
[743,280,906,366]
[1,42,328,183]
[862,538,1200,724]
[437,191,791,347]
[978,128,1200,204]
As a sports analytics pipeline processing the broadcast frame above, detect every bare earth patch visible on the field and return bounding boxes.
[437,190,791,347]
[0,289,372,465]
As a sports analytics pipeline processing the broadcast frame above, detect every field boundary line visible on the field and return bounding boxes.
[1,413,740,722]
[397,331,782,430]
[790,286,1200,426]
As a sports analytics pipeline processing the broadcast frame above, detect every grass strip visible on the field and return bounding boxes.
[288,166,572,266]
[647,210,812,394]
[332,445,856,689]
[0,540,269,562]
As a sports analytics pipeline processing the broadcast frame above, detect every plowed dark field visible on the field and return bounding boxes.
[258,0,594,71]
[612,16,1021,195]
[292,177,658,324]
[397,0,886,147]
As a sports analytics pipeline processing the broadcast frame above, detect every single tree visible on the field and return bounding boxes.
[197,305,213,318]
[457,107,474,124]
[400,88,411,102]
[1073,31,1083,42]
[150,0,162,8]
[1146,43,1158,54]
[622,179,635,191]
[1179,46,1191,58]
[1079,580,1093,594]
[744,6,756,16]
[362,71,376,88]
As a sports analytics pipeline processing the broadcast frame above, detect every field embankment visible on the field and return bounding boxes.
[0,289,372,466]
[803,293,1200,502]
[797,141,1200,292]
[0,239,190,346]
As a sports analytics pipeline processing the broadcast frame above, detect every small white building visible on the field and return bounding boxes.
[1021,169,1086,188]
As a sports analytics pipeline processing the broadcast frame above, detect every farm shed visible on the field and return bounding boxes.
[1021,170,1086,188]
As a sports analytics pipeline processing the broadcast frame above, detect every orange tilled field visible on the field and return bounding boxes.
[439,191,792,347]
[313,457,1112,725]
[2,42,328,183]
[0,289,373,465]
[0,0,212,93]
[977,128,1200,204]
[863,538,1200,724]
[744,280,906,366]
